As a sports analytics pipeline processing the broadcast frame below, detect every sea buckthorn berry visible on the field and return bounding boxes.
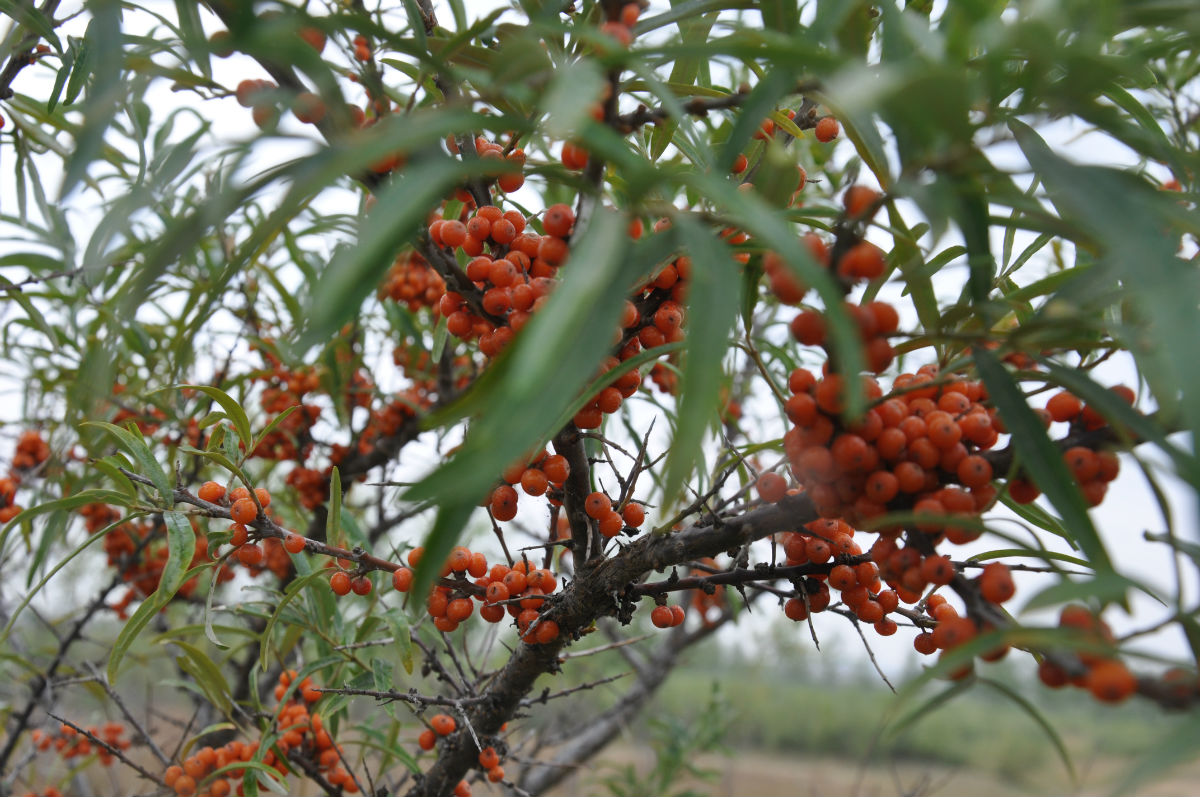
[418,729,436,750]
[651,605,673,628]
[230,524,249,547]
[584,491,611,519]
[485,581,510,603]
[670,605,685,626]
[756,472,787,503]
[542,454,570,484]
[622,502,645,527]
[979,562,1015,604]
[392,567,414,591]
[920,555,955,586]
[230,498,257,525]
[237,543,263,565]
[351,575,372,595]
[468,551,488,578]
[1046,391,1083,422]
[447,597,474,622]
[957,455,993,488]
[198,481,226,503]
[430,714,456,736]
[330,571,352,596]
[784,597,809,621]
[843,185,881,219]
[913,632,937,655]
[535,619,560,644]
[503,570,528,594]
[814,116,839,142]
[491,484,519,521]
[479,747,500,769]
[283,532,306,553]
[543,204,575,238]
[598,510,624,537]
[488,766,505,782]
[454,780,472,797]
[1086,659,1136,703]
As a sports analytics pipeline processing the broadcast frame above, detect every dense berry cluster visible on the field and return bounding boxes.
[30,722,129,767]
[162,670,353,797]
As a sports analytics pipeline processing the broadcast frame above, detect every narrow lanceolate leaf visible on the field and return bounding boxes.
[299,155,477,350]
[386,614,416,675]
[173,641,232,715]
[108,511,196,681]
[1012,120,1200,497]
[977,677,1077,786]
[327,467,343,544]
[662,216,741,503]
[83,421,174,506]
[61,0,121,196]
[650,8,718,160]
[182,385,253,453]
[972,347,1114,578]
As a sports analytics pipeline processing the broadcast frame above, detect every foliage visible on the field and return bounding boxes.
[0,1,1198,796]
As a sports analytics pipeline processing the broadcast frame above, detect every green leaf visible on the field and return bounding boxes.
[327,466,343,544]
[977,677,1076,786]
[173,641,232,715]
[541,59,606,140]
[386,614,415,675]
[662,216,740,502]
[650,8,718,159]
[108,511,196,681]
[973,347,1114,577]
[61,0,121,196]
[1023,571,1156,613]
[0,513,141,645]
[259,570,331,672]
[181,385,253,453]
[82,421,173,506]
[0,0,62,50]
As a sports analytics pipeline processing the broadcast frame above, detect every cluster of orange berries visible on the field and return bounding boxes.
[30,722,129,766]
[445,134,526,194]
[487,450,571,520]
[584,489,646,539]
[650,603,686,628]
[0,430,44,522]
[389,547,562,643]
[1034,605,1147,704]
[79,504,217,613]
[597,1,641,48]
[163,671,353,797]
[198,482,297,578]
[781,364,1002,531]
[433,203,564,358]
[416,715,503,791]
[18,788,62,797]
[381,252,446,312]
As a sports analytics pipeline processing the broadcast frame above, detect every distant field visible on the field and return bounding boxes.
[547,743,1200,797]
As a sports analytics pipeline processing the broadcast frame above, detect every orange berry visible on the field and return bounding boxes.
[430,714,456,736]
[487,765,505,782]
[1046,391,1083,422]
[621,502,645,527]
[174,775,197,796]
[330,571,352,596]
[479,747,500,769]
[584,491,611,519]
[756,472,787,503]
[978,562,1015,603]
[1086,659,1136,703]
[198,481,226,503]
[843,185,880,219]
[418,728,436,750]
[230,498,257,525]
[543,204,575,238]
[350,575,372,595]
[814,116,839,142]
[454,780,472,797]
[283,533,306,554]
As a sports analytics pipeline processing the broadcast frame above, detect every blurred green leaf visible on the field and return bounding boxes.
[974,347,1114,578]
